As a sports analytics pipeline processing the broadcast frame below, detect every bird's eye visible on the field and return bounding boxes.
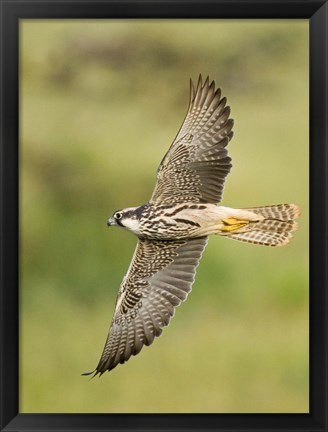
[114,212,122,220]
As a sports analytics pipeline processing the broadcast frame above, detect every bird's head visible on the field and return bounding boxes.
[107,204,150,235]
[107,209,126,227]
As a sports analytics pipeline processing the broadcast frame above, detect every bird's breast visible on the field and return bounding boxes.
[137,203,220,240]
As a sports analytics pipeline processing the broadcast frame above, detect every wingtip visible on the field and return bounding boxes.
[189,77,196,102]
[192,74,217,97]
[81,369,97,378]
[196,74,203,91]
[190,73,207,100]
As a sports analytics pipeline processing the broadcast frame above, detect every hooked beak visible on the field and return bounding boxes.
[107,217,116,227]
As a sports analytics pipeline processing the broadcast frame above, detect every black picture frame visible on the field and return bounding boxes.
[0,1,327,431]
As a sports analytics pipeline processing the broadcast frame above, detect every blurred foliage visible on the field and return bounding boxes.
[20,20,309,413]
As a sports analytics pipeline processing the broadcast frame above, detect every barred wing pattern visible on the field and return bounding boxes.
[150,75,234,205]
[94,236,208,375]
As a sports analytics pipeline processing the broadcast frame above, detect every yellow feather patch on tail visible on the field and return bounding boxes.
[220,218,249,232]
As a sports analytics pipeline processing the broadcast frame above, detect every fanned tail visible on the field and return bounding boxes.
[223,204,300,247]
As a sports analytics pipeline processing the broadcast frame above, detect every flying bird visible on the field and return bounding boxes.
[84,75,300,377]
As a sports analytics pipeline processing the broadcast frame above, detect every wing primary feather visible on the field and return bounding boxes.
[189,78,196,104]
[203,81,216,108]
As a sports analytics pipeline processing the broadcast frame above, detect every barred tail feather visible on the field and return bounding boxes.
[225,204,300,247]
[244,203,300,221]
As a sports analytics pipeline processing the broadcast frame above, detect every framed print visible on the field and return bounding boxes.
[0,1,327,431]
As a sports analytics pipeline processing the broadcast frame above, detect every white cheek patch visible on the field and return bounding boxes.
[123,218,140,233]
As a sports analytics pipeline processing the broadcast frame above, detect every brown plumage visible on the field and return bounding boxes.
[151,76,233,205]
[83,75,300,377]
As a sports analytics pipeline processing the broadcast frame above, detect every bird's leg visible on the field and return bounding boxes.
[220,218,249,232]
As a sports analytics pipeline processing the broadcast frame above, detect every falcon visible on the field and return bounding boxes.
[83,75,300,377]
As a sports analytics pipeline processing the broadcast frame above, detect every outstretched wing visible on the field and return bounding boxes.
[91,236,208,375]
[150,75,234,205]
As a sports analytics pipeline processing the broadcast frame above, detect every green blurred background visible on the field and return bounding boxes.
[20,20,309,413]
